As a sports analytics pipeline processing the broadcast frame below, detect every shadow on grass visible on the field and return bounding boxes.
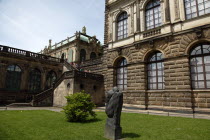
[68,118,103,124]
[122,132,141,139]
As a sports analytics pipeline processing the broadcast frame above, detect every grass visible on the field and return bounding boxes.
[0,110,210,140]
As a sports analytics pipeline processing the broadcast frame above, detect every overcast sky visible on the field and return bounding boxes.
[0,0,105,52]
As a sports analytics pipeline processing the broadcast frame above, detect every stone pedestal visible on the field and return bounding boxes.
[105,118,122,140]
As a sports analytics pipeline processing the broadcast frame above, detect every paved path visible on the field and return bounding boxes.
[0,105,210,120]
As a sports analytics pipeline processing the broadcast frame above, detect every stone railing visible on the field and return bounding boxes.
[31,88,54,106]
[31,70,103,106]
[0,45,61,63]
[74,71,104,81]
[143,28,161,38]
[80,58,103,67]
[64,60,78,71]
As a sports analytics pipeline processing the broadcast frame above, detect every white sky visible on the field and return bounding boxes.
[0,0,105,52]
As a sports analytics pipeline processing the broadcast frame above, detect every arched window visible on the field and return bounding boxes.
[28,69,41,92]
[6,65,22,91]
[45,71,57,89]
[116,58,127,90]
[117,12,128,40]
[80,49,86,62]
[190,43,210,89]
[90,52,97,60]
[145,0,162,30]
[147,52,164,90]
[184,0,210,20]
[61,53,66,60]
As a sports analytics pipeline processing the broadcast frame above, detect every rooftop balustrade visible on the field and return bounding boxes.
[0,45,61,63]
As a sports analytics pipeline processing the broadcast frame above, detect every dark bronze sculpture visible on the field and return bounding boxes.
[105,87,123,140]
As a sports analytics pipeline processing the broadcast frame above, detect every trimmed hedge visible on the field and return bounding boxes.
[63,91,96,122]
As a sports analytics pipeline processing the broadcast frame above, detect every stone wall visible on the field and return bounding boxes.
[74,77,105,106]
[53,79,74,107]
[0,49,63,104]
[53,71,105,107]
[102,28,210,110]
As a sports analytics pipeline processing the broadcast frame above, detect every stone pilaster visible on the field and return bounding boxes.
[0,64,7,89]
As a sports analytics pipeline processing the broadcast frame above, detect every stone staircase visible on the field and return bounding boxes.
[31,68,75,107]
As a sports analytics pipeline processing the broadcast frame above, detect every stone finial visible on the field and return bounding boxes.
[82,26,86,34]
[49,39,52,47]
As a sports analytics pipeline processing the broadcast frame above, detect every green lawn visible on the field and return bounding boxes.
[0,110,210,140]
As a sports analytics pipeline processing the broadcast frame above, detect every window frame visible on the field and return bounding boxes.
[184,0,210,20]
[45,71,57,89]
[145,0,162,30]
[6,65,22,91]
[115,58,128,90]
[147,52,165,90]
[190,43,210,89]
[28,68,41,93]
[90,52,97,60]
[80,49,86,62]
[116,12,128,40]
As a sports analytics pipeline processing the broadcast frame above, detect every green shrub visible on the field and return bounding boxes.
[63,91,96,122]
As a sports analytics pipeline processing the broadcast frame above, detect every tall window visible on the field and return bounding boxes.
[28,69,41,92]
[90,52,97,60]
[116,58,127,90]
[117,12,128,40]
[145,0,162,30]
[190,43,210,89]
[148,52,164,90]
[6,65,22,91]
[45,71,57,89]
[184,0,210,20]
[80,49,86,62]
[68,50,74,63]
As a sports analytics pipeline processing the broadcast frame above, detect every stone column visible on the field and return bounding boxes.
[136,0,140,32]
[41,68,47,90]
[112,20,116,42]
[165,0,170,23]
[174,0,181,21]
[130,3,134,35]
[0,64,7,89]
[140,9,144,32]
[20,64,29,90]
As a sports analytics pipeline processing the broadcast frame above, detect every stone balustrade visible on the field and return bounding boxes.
[0,45,61,63]
[143,28,161,38]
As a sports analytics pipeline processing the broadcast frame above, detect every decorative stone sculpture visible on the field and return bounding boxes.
[105,87,123,140]
[82,26,86,34]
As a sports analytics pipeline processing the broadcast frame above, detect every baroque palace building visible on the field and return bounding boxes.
[0,28,105,107]
[0,0,210,112]
[102,0,210,110]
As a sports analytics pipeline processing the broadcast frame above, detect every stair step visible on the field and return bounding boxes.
[6,103,32,107]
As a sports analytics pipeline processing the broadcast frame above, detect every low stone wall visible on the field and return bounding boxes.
[53,79,74,107]
[53,71,105,107]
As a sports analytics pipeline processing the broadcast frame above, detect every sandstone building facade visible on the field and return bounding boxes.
[0,45,63,105]
[41,27,102,65]
[0,29,105,107]
[0,0,210,111]
[102,0,210,110]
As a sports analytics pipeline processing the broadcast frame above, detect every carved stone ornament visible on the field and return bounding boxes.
[117,48,122,56]
[149,40,154,48]
[194,28,203,39]
[134,43,140,49]
[165,35,173,43]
